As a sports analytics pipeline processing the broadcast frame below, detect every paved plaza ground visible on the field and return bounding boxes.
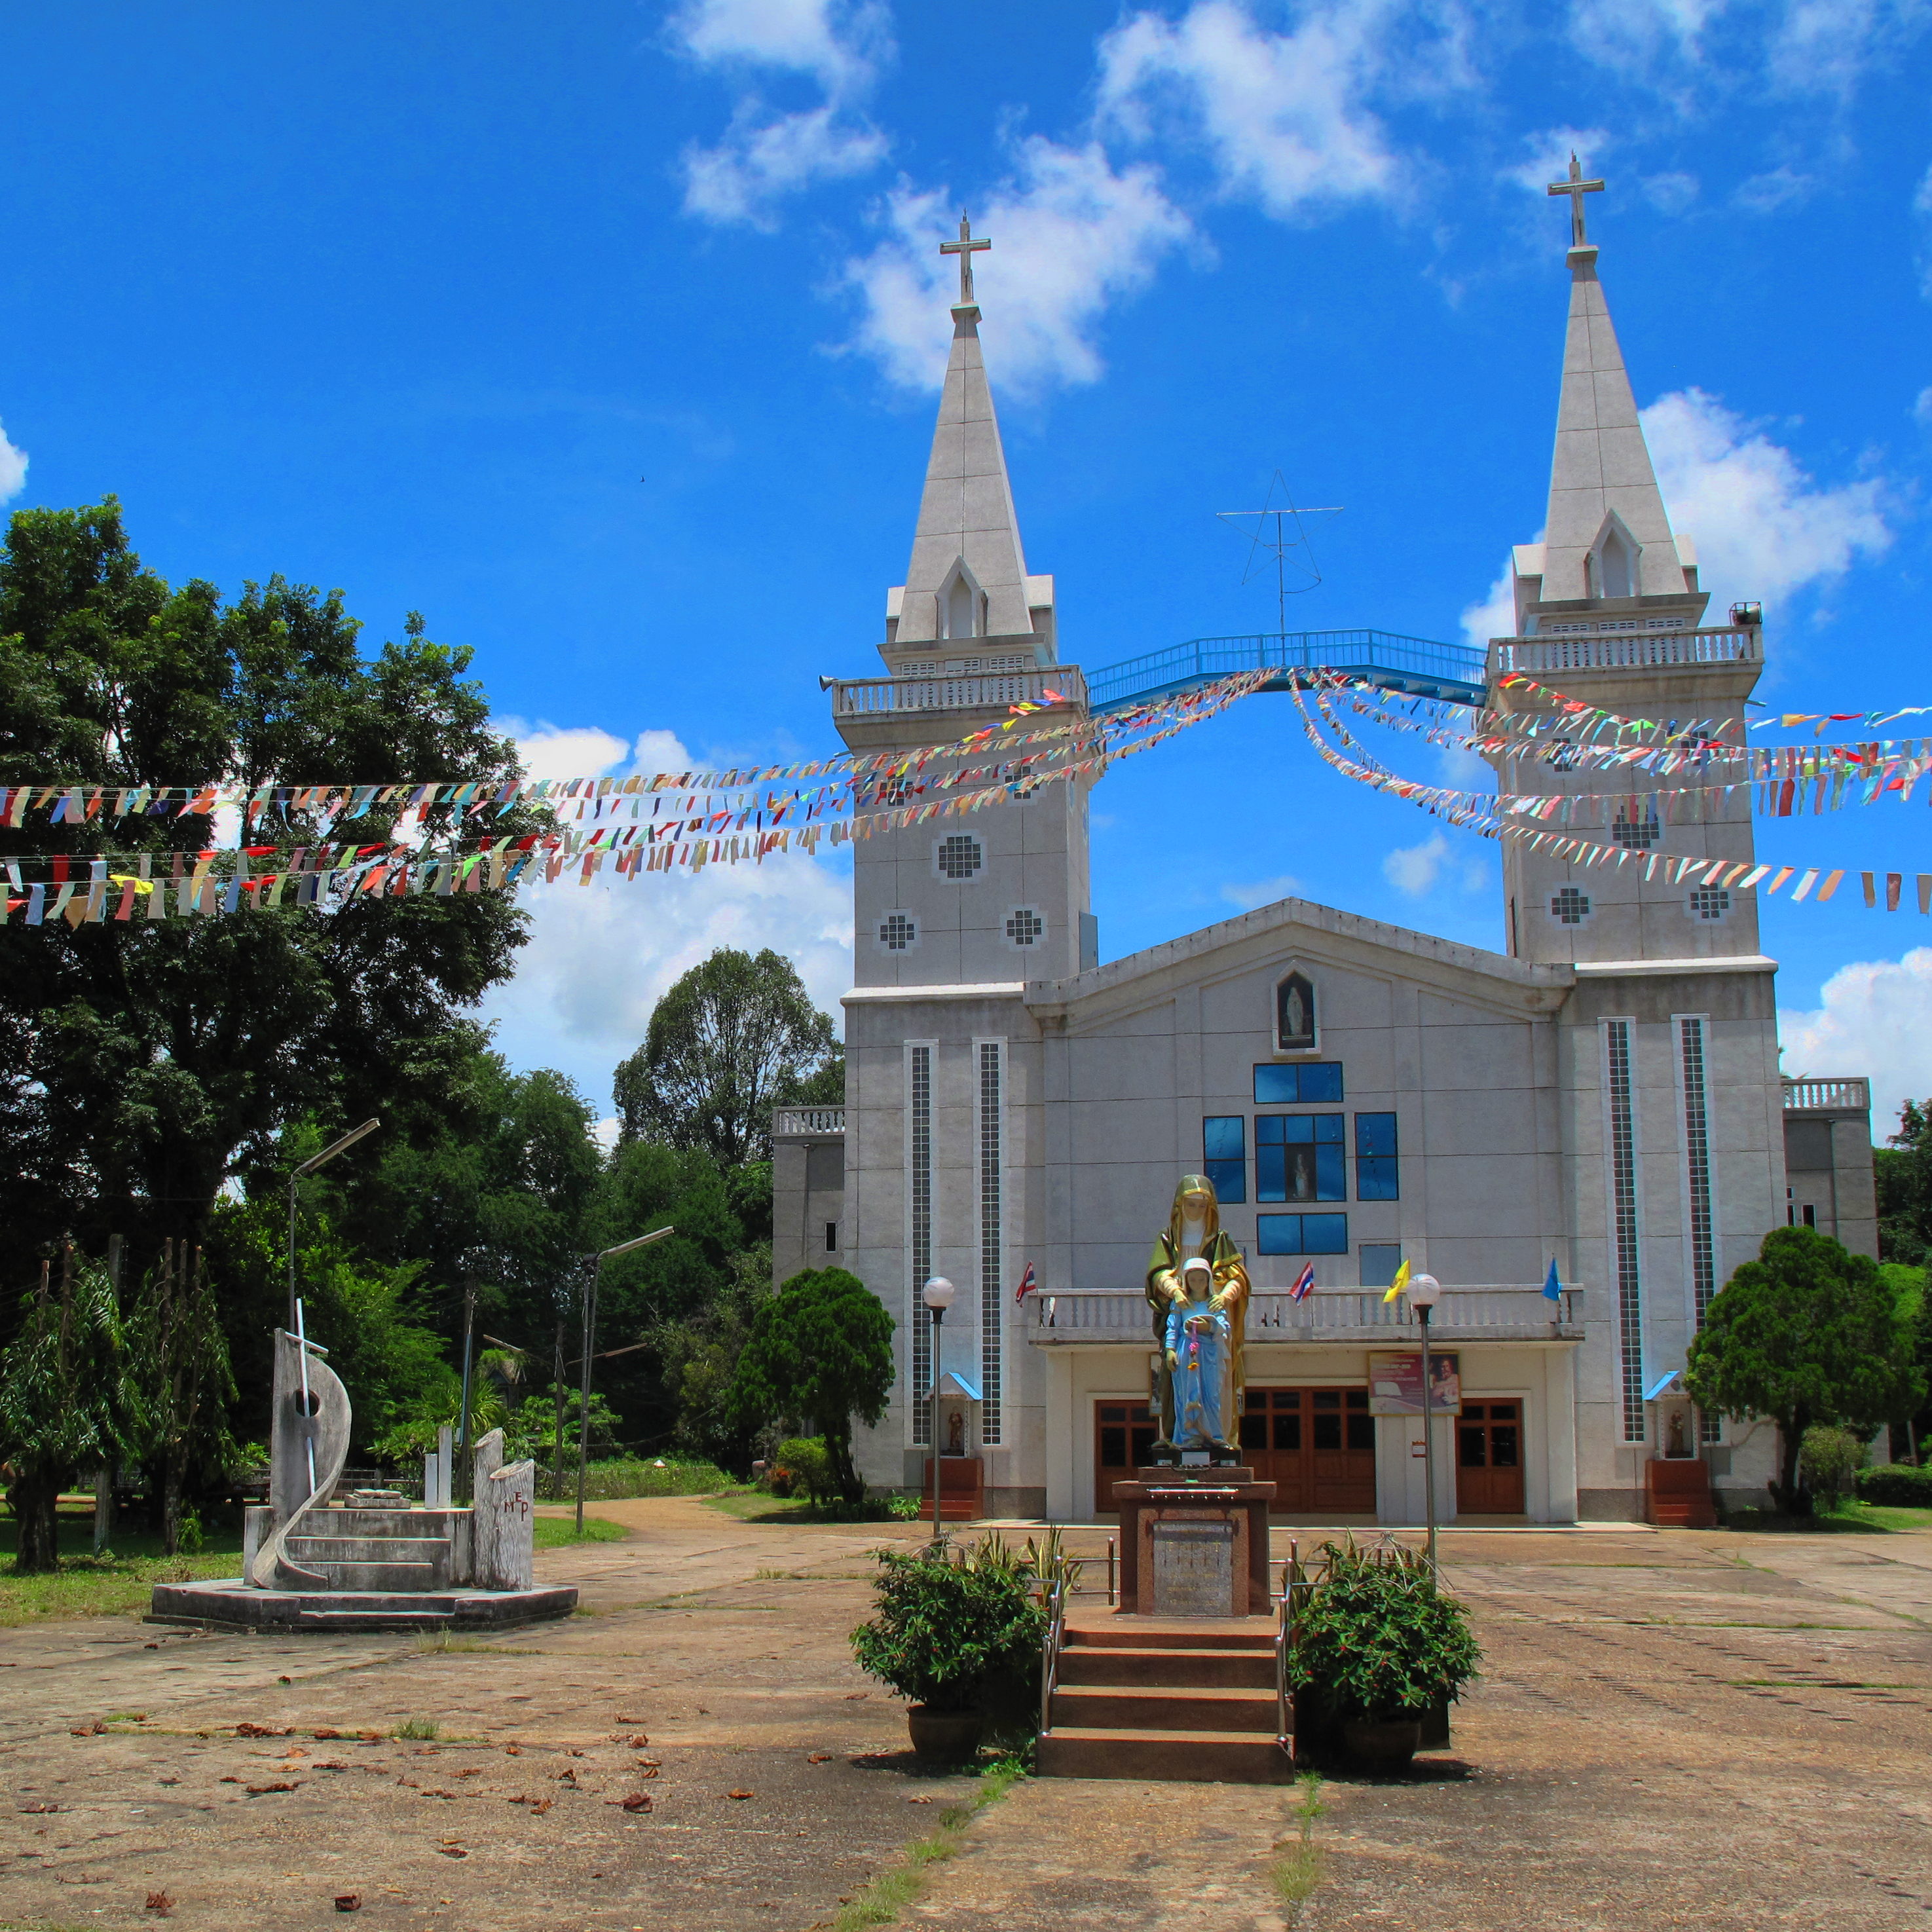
[2,1499,1930,1931]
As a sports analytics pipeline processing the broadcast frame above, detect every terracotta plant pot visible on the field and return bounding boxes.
[906,1705,981,1764]
[1342,1717,1421,1772]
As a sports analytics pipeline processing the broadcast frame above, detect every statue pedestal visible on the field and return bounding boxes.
[1113,1468,1274,1617]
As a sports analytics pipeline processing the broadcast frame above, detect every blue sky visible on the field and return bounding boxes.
[7,2,1932,1123]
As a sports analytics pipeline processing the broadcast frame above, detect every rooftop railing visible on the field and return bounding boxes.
[1489,627,1759,678]
[1087,630,1486,712]
[1781,1078,1870,1114]
[772,1106,845,1136]
[830,667,1087,718]
[1026,1285,1584,1342]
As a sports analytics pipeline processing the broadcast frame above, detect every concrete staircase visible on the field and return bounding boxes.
[279,1508,458,1591]
[1036,1615,1293,1783]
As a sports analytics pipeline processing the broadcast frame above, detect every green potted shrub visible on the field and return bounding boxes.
[849,1537,1049,1762]
[1288,1541,1481,1771]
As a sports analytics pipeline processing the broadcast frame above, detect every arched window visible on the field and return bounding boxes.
[944,573,979,639]
[1276,972,1317,1052]
[1595,525,1635,599]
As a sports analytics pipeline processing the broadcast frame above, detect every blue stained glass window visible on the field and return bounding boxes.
[1203,1115,1246,1204]
[1255,1115,1345,1202]
[1257,1213,1350,1255]
[1355,1112,1400,1200]
[1254,1062,1345,1104]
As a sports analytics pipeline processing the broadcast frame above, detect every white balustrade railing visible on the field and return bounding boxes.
[831,667,1087,717]
[1781,1078,1870,1113]
[772,1106,845,1136]
[1489,627,1758,678]
[1026,1286,1584,1339]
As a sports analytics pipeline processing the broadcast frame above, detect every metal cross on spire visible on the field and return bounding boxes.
[1547,152,1605,248]
[940,213,991,307]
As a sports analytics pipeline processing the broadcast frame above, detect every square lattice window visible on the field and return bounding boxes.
[1005,907,1044,947]
[936,834,984,881]
[878,912,918,951]
[1610,813,1659,849]
[1550,885,1591,925]
[1688,886,1730,921]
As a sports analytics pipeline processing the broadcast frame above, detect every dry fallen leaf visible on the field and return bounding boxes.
[726,1789,754,1800]
[613,1793,652,1812]
[530,1798,553,1815]
[627,1733,649,1748]
[907,1796,934,1805]
[69,1720,105,1736]
[245,1781,303,1796]
[19,1801,60,1813]
[504,1744,523,1756]
[145,1890,174,1915]
[314,1762,349,1772]
[219,1777,241,1785]
[842,1692,868,1701]
[436,1846,468,1859]
[359,1730,382,1742]
[616,1715,647,1724]
[278,1675,292,1684]
[806,1753,832,1764]
[637,1765,659,1780]
[334,1895,361,1912]
[281,1747,308,1759]
[313,1728,342,1741]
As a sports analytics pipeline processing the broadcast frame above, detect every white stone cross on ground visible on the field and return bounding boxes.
[1548,152,1606,247]
[940,213,991,306]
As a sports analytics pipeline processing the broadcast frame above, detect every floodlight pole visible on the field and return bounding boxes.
[576,1227,675,1533]
[921,1278,955,1538]
[287,1119,380,1330]
[1407,1273,1443,1574]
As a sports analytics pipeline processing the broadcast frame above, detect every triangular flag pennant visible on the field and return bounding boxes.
[1543,1259,1563,1303]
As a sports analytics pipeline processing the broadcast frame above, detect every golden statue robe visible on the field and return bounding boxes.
[1144,1174,1251,1457]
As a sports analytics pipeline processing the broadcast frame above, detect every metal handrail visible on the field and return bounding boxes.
[1088,629,1485,713]
[1038,1575,1067,1737]
[1274,1539,1299,1753]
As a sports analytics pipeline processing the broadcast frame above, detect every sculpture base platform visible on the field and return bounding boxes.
[1113,1467,1275,1618]
[146,1579,577,1633]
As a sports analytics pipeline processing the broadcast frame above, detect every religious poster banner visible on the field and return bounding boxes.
[1367,1349,1462,1417]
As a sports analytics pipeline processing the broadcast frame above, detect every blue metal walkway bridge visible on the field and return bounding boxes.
[1085,629,1486,716]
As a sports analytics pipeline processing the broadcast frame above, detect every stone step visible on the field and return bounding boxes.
[297,1561,445,1592]
[1065,1618,1274,1652]
[285,1536,455,1563]
[1050,1684,1280,1734]
[1036,1726,1294,1784]
[293,1608,460,1630]
[1057,1645,1276,1689]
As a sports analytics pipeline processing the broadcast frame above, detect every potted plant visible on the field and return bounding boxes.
[1288,1540,1481,1772]
[849,1536,1049,1762]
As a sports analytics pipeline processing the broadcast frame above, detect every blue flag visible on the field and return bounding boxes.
[1542,1259,1563,1303]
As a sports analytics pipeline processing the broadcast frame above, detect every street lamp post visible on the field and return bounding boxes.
[921,1277,955,1533]
[287,1119,381,1331]
[576,1227,676,1533]
[1407,1273,1443,1572]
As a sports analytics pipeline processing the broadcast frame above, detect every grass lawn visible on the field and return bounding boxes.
[701,1487,920,1527]
[530,1513,630,1547]
[1723,1500,1932,1534]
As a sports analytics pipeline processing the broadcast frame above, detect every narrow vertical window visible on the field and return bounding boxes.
[909,1043,934,1446]
[1604,1018,1644,1443]
[1354,1113,1400,1200]
[1677,1014,1720,1443]
[977,1040,1005,1447]
[1203,1117,1247,1203]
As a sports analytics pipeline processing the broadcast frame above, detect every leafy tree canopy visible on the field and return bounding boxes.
[1876,1099,1932,1267]
[613,946,840,1166]
[1685,1225,1924,1512]
[727,1267,893,1504]
[0,498,540,1270]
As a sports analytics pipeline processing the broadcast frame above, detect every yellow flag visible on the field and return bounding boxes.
[1381,1258,1411,1305]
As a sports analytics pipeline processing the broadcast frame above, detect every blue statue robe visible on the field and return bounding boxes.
[1165,1297,1234,1450]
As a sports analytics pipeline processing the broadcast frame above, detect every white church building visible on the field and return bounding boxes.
[772,199,1878,1525]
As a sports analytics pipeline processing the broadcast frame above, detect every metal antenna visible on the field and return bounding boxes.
[1216,473,1343,635]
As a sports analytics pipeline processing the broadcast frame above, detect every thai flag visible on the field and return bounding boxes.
[1014,1262,1038,1303]
[1289,1263,1316,1302]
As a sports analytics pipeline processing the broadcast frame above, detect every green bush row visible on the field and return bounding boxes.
[1854,1462,1932,1506]
[568,1457,732,1500]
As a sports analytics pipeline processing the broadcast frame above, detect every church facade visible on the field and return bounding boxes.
[771,208,1878,1525]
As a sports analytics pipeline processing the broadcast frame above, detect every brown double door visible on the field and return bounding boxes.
[1094,1402,1158,1512]
[1238,1386,1377,1514]
[1456,1400,1525,1514]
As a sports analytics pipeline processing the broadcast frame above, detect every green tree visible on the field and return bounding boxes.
[0,1248,133,1571]
[125,1238,236,1554]
[1882,1262,1931,1462]
[726,1267,893,1505]
[1876,1100,1932,1265]
[0,498,540,1270]
[612,948,841,1166]
[1685,1226,1924,1513]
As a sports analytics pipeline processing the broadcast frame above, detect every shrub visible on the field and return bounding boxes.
[773,1437,836,1506]
[1797,1425,1868,1510]
[1288,1540,1481,1723]
[574,1457,730,1500]
[1855,1462,1932,1506]
[850,1536,1048,1723]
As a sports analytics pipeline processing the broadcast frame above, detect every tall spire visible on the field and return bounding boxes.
[884,216,1053,661]
[1510,165,1704,631]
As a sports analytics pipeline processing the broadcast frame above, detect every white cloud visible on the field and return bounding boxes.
[481,720,853,1107]
[1734,165,1812,214]
[1767,0,1931,101]
[1565,0,1720,83]
[842,140,1193,394]
[0,420,27,502]
[1780,950,1932,1140]
[1916,161,1932,299]
[1641,170,1700,214]
[1641,388,1892,610]
[1460,555,1516,648]
[670,0,892,228]
[1915,386,1932,427]
[1384,832,1450,895]
[1504,126,1610,200]
[1095,0,1472,221]
[1220,872,1303,910]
